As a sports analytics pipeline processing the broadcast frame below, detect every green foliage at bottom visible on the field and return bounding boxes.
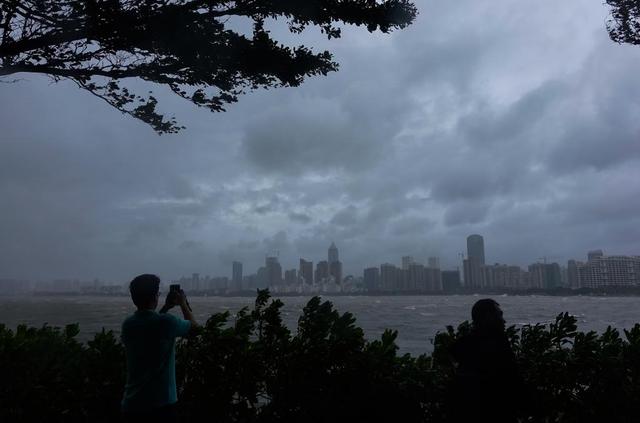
[1,291,639,422]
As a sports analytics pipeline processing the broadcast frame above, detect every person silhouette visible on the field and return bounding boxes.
[121,274,198,423]
[448,299,524,423]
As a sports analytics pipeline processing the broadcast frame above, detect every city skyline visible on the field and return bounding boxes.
[1,237,638,285]
[5,239,637,294]
[173,240,640,293]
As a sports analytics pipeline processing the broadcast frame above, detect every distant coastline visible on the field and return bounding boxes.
[8,286,640,298]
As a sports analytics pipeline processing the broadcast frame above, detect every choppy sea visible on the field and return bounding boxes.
[2,295,640,355]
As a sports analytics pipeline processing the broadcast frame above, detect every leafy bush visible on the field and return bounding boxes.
[1,290,640,422]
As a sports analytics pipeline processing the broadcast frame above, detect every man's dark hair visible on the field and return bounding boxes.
[129,274,160,308]
[471,298,504,331]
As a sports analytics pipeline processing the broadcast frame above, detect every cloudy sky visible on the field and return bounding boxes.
[1,0,639,282]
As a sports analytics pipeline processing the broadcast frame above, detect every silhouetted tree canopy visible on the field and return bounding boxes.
[607,0,640,45]
[0,1,417,133]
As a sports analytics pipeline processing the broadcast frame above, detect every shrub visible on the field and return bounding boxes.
[1,291,639,422]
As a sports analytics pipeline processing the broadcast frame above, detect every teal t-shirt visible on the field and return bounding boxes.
[121,310,191,411]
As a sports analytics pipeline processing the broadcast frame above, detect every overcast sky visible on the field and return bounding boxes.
[1,0,639,282]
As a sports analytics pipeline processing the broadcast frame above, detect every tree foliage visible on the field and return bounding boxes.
[0,0,417,133]
[2,291,640,422]
[607,0,640,45]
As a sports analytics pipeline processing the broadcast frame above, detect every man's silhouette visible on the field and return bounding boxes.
[121,274,198,422]
[449,299,524,423]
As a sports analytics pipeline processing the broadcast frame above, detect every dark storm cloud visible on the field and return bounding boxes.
[1,0,639,280]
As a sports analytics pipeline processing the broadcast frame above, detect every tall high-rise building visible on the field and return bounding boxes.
[265,256,282,286]
[363,267,380,291]
[483,264,523,289]
[315,260,329,283]
[528,262,562,289]
[328,242,339,263]
[442,270,461,292]
[425,266,443,291]
[192,273,200,291]
[327,242,342,283]
[232,261,243,290]
[407,263,425,290]
[428,257,440,269]
[577,253,640,288]
[464,234,485,288]
[463,257,483,289]
[299,259,313,285]
[380,263,399,291]
[402,256,415,270]
[284,269,297,285]
[329,260,343,284]
[567,260,580,289]
[588,250,604,262]
[256,267,268,288]
[467,234,486,265]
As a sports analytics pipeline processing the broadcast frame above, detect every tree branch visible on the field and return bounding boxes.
[0,63,140,78]
[0,28,86,58]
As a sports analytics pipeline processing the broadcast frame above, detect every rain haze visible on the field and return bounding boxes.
[1,0,639,282]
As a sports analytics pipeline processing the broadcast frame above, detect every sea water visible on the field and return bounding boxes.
[2,294,640,355]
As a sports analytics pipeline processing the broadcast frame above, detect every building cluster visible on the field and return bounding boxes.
[170,273,232,292]
[462,236,640,290]
[167,242,347,294]
[362,257,445,292]
[462,235,563,290]
[241,242,348,293]
[0,278,123,295]
[568,250,640,289]
[175,236,638,293]
[3,236,638,296]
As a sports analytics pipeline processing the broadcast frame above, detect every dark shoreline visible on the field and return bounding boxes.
[7,286,640,298]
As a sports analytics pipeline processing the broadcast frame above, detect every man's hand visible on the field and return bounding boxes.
[166,291,181,308]
[176,289,188,308]
[159,290,181,313]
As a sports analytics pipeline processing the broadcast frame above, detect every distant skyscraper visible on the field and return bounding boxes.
[315,260,329,282]
[442,270,461,292]
[284,269,297,285]
[192,273,200,291]
[232,261,243,290]
[463,258,483,289]
[256,267,268,288]
[527,262,562,289]
[588,250,604,262]
[327,242,342,283]
[402,256,414,270]
[328,242,339,263]
[363,267,380,291]
[380,263,399,291]
[407,263,425,290]
[299,259,313,285]
[577,253,640,288]
[330,260,343,284]
[265,256,282,286]
[467,234,485,265]
[428,257,440,269]
[567,260,580,289]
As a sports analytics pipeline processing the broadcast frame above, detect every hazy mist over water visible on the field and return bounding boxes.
[3,295,640,355]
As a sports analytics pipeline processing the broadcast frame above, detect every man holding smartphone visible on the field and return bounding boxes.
[121,274,198,422]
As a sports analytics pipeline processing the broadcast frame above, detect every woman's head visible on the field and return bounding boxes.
[471,298,505,332]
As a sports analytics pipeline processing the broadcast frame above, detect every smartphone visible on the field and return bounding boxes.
[169,283,192,311]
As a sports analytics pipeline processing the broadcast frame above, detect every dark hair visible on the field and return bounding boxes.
[129,274,160,308]
[471,298,504,331]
